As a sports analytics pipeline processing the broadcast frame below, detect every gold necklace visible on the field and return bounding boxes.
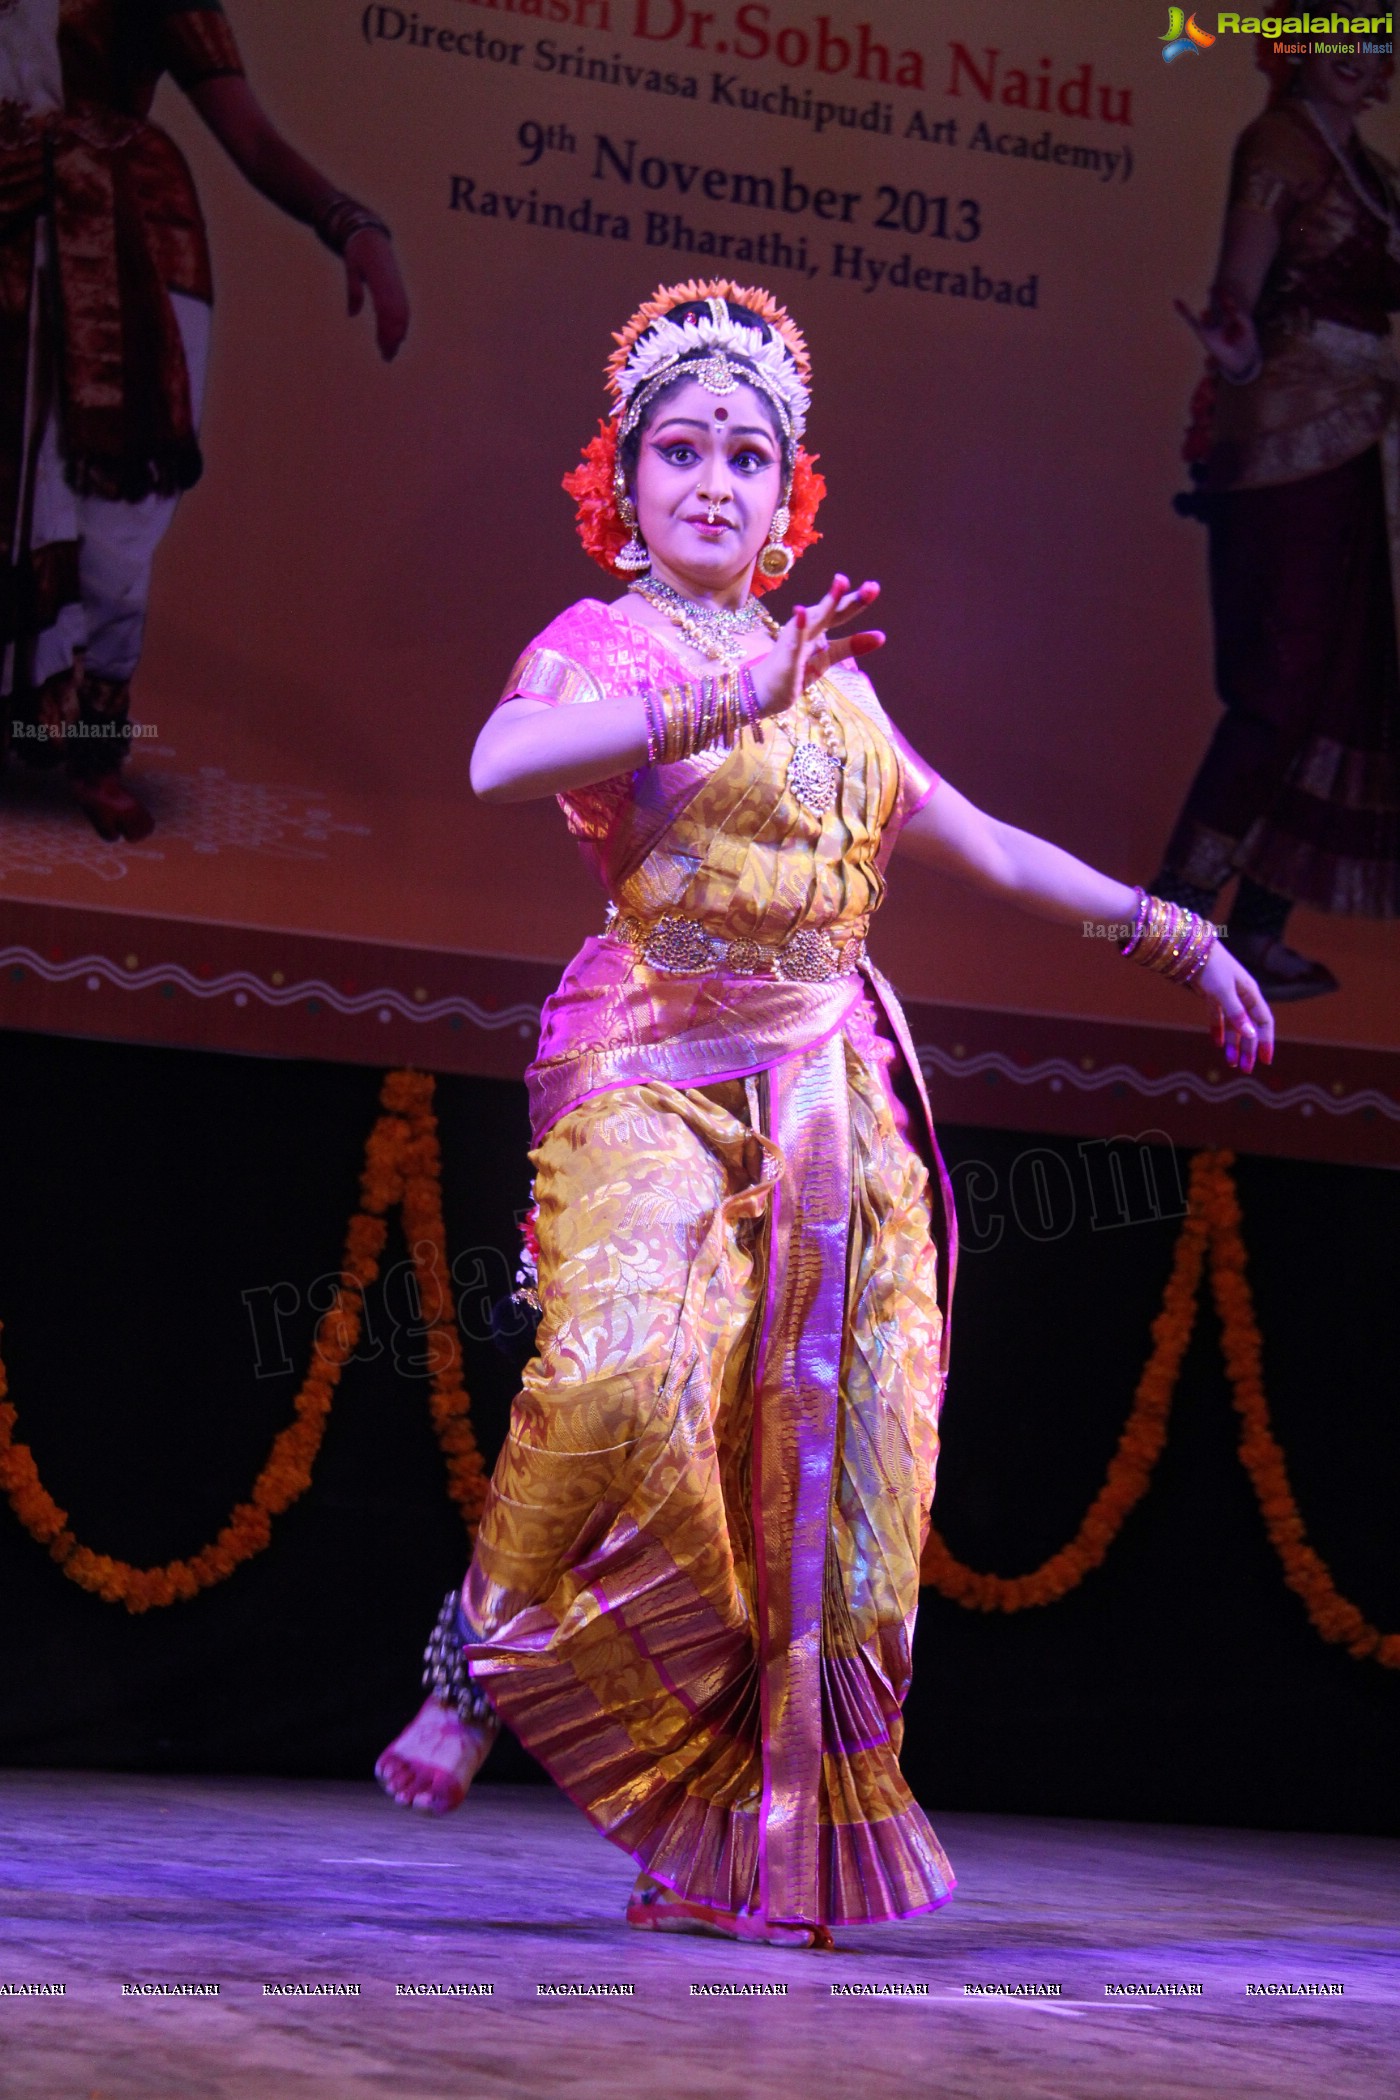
[629,576,776,664]
[1299,100,1400,257]
[629,577,844,815]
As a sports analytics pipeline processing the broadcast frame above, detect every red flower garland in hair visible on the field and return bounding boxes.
[764,447,826,597]
[562,420,826,597]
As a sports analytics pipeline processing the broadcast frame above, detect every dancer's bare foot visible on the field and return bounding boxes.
[375,1696,496,1813]
[626,1873,836,1950]
[68,773,155,843]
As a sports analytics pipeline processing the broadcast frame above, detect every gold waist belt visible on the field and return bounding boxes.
[605,906,868,984]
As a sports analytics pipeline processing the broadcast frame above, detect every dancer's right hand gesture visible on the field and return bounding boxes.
[1174,288,1260,381]
[750,573,885,718]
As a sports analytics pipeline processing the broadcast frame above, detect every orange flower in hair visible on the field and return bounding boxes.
[605,277,813,407]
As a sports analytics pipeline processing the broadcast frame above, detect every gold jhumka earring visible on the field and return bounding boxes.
[756,502,794,581]
[613,479,651,574]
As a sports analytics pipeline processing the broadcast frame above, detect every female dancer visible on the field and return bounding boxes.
[376,281,1274,1949]
[1157,44,1399,997]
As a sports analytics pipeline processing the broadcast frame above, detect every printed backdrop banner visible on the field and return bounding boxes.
[3,1,1397,1080]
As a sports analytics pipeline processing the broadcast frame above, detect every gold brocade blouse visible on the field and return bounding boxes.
[493,596,940,1142]
[501,595,935,942]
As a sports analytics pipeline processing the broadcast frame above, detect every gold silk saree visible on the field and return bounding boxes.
[462,596,959,1928]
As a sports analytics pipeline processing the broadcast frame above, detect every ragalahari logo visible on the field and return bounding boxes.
[1161,8,1218,57]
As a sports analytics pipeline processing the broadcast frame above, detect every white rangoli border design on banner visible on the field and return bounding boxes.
[0,945,541,1037]
[0,934,1391,1122]
[915,1046,1400,1126]
[0,759,370,883]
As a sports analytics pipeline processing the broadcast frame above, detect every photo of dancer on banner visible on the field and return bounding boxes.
[1162,40,1398,1001]
[0,0,407,844]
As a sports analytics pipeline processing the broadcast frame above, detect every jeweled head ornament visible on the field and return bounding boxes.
[610,290,812,445]
[562,279,826,595]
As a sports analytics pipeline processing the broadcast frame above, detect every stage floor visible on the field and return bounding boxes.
[0,1774,1395,2099]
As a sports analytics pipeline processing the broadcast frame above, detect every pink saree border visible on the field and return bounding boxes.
[751,1031,854,1925]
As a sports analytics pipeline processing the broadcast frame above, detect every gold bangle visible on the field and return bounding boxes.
[1170,920,1217,985]
[1122,895,1218,985]
[1146,901,1187,973]
[657,676,744,761]
[697,675,715,752]
[1133,897,1174,971]
[715,670,733,749]
[660,682,686,763]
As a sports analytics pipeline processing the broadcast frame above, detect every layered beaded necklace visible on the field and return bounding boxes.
[1298,99,1400,259]
[629,573,773,661]
[628,574,845,816]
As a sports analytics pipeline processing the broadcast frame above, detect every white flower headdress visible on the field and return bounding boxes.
[606,281,813,444]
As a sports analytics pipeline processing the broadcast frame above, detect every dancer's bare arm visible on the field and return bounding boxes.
[1174,188,1283,378]
[897,777,1140,927]
[184,75,408,359]
[471,575,882,803]
[895,775,1275,1070]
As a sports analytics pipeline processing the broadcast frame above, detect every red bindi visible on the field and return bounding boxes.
[714,406,729,422]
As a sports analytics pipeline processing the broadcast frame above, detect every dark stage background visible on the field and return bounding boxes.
[1,1027,1395,1837]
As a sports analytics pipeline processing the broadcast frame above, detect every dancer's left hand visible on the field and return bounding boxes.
[1174,288,1259,382]
[346,229,410,360]
[1191,941,1275,1072]
[749,573,884,721]
[186,75,412,361]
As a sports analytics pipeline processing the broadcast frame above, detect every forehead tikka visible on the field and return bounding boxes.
[617,355,795,449]
[611,303,810,445]
[692,350,741,396]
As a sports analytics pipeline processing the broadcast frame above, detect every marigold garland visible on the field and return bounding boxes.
[0,1121,1392,1670]
[918,1150,1208,1611]
[920,1148,1400,1671]
[1198,1149,1400,1670]
[0,1070,488,1614]
[1181,365,1219,472]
